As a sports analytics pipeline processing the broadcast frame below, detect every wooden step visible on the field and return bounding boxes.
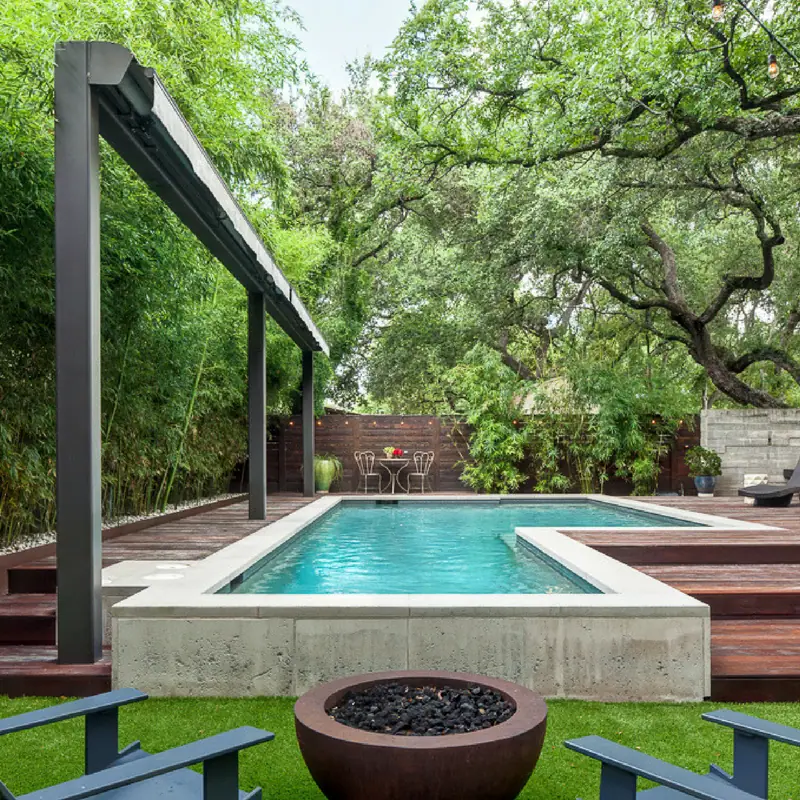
[7,562,56,594]
[593,542,800,566]
[0,595,56,645]
[639,564,800,617]
[0,646,110,697]
[711,619,800,701]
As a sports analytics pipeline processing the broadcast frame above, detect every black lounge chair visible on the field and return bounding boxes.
[0,689,272,799]
[738,459,800,507]
[566,708,800,799]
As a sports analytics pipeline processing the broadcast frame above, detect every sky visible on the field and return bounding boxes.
[287,0,414,96]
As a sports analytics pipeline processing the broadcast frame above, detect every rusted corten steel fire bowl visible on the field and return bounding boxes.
[294,670,548,800]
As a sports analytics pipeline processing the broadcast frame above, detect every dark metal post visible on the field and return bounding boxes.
[302,351,315,497]
[54,42,103,663]
[248,291,267,519]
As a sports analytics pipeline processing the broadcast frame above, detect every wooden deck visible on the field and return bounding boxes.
[2,493,800,700]
[0,494,314,696]
[570,497,800,701]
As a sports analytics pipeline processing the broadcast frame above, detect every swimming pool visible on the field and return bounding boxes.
[223,500,698,595]
[115,495,744,699]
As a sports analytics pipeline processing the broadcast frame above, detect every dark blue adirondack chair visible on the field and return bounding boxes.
[0,689,273,799]
[565,708,800,799]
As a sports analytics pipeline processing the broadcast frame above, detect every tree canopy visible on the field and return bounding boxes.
[2,0,800,537]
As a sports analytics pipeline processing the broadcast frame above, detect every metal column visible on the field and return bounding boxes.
[54,42,103,663]
[248,291,267,519]
[302,351,315,497]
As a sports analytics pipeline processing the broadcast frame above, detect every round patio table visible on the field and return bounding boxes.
[378,458,410,495]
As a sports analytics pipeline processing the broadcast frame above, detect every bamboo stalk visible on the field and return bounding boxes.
[160,278,219,511]
[104,329,133,444]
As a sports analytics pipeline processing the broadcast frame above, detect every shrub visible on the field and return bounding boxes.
[684,446,722,477]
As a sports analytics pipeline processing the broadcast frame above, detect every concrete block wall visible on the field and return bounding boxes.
[701,409,800,495]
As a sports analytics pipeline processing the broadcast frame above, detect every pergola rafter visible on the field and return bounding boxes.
[54,41,327,664]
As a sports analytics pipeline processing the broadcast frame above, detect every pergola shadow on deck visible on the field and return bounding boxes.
[54,41,328,664]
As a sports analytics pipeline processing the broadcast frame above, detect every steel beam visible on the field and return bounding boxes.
[302,351,315,497]
[247,292,267,519]
[54,42,103,663]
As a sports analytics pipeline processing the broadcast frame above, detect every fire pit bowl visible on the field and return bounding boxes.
[294,670,548,800]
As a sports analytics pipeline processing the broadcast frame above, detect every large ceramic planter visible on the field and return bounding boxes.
[694,475,716,496]
[294,670,548,800]
[314,458,339,493]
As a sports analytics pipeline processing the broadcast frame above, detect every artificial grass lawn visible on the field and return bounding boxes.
[1,697,800,799]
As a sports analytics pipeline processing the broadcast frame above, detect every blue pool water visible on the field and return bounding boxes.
[225,501,698,595]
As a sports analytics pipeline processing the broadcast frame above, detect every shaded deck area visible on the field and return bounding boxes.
[2,494,800,700]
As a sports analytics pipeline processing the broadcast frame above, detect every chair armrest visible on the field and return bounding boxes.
[0,690,147,736]
[702,709,800,747]
[565,736,759,800]
[21,726,274,800]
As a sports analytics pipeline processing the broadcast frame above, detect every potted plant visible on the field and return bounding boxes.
[685,445,722,497]
[383,447,404,459]
[314,453,342,493]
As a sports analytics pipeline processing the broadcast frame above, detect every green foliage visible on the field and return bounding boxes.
[368,0,800,410]
[0,0,346,542]
[685,446,723,478]
[447,345,532,493]
[444,347,692,495]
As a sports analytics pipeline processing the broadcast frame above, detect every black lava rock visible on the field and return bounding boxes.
[329,683,515,736]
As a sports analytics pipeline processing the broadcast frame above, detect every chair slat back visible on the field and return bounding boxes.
[413,451,434,476]
[355,450,375,475]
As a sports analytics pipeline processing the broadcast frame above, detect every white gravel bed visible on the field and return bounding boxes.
[0,493,244,557]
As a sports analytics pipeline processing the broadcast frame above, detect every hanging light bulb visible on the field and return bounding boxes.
[768,53,779,79]
[710,0,725,22]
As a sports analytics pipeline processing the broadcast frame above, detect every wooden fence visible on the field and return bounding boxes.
[260,414,701,495]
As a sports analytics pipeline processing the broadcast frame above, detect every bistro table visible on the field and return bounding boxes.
[378,458,410,495]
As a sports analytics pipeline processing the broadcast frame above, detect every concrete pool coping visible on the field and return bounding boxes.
[111,493,775,618]
[110,494,775,699]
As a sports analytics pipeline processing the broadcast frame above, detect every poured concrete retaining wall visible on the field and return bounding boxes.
[702,409,800,495]
[112,612,708,701]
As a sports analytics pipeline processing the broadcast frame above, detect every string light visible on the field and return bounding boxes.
[711,0,799,80]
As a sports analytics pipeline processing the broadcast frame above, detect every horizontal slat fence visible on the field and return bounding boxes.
[262,415,699,495]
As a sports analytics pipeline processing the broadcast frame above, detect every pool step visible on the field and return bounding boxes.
[498,532,517,552]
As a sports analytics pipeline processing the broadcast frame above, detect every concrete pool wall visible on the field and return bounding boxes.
[111,495,773,701]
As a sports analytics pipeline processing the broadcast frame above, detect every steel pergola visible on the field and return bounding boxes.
[54,41,328,663]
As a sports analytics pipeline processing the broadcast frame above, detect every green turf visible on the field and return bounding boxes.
[1,696,800,798]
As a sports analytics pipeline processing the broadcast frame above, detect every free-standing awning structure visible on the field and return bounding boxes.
[54,41,327,664]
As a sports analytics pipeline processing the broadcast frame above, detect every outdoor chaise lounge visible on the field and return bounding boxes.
[738,459,800,506]
[566,708,800,798]
[0,689,272,799]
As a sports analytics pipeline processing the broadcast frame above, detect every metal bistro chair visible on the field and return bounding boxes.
[407,451,435,493]
[354,450,382,494]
